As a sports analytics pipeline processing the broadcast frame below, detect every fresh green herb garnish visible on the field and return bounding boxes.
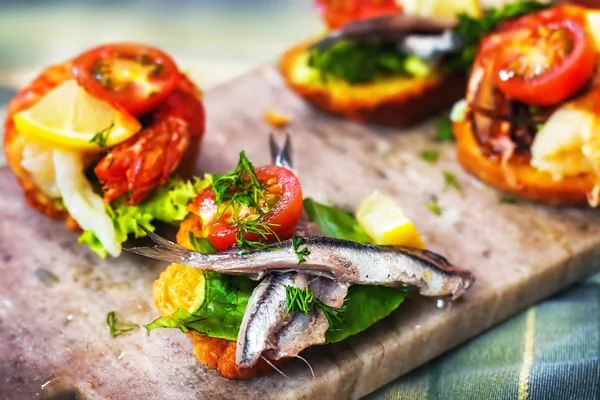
[443,171,462,192]
[435,115,454,142]
[292,236,311,264]
[500,194,518,204]
[421,150,439,164]
[212,151,265,214]
[284,285,347,329]
[106,311,138,338]
[236,220,281,252]
[209,152,281,253]
[449,1,549,71]
[90,122,114,150]
[425,199,443,216]
[188,232,218,253]
[309,40,430,84]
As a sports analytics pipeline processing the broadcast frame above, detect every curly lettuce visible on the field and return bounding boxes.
[79,175,212,257]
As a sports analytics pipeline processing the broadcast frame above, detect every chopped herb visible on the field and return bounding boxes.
[188,232,217,253]
[106,311,138,338]
[425,199,443,216]
[500,194,518,204]
[536,123,545,131]
[236,220,281,252]
[435,115,454,142]
[292,236,311,264]
[210,152,283,252]
[284,285,347,329]
[308,40,430,84]
[211,151,265,213]
[421,150,439,164]
[443,171,462,192]
[89,122,114,149]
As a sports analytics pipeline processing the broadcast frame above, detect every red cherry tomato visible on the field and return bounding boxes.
[315,0,401,30]
[72,43,181,116]
[189,166,303,251]
[491,7,596,106]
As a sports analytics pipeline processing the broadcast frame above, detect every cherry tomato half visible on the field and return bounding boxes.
[188,166,303,251]
[315,0,401,30]
[72,43,181,116]
[492,12,596,106]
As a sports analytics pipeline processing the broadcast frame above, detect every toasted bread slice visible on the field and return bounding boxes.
[453,119,595,206]
[279,39,466,127]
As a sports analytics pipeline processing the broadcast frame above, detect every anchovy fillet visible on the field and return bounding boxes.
[236,272,309,367]
[266,278,349,360]
[128,227,474,299]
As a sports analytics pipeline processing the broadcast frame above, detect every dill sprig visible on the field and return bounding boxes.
[210,152,283,252]
[236,220,281,252]
[292,236,310,264]
[106,311,138,338]
[212,151,265,213]
[90,122,114,149]
[284,286,347,329]
[443,171,462,192]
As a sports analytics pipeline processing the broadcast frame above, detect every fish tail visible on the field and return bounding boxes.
[126,223,203,266]
[269,131,294,171]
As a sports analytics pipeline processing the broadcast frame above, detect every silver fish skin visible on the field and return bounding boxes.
[128,228,475,299]
[266,278,349,360]
[236,272,309,368]
[310,14,460,60]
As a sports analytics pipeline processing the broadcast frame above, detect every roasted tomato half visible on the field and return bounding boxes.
[315,0,401,30]
[182,166,303,251]
[73,43,181,116]
[491,6,596,106]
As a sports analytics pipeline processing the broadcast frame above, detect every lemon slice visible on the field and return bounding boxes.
[356,190,425,249]
[13,79,141,151]
[402,0,482,20]
[586,10,600,51]
[153,263,207,317]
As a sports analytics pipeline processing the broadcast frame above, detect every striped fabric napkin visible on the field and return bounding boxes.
[369,273,600,400]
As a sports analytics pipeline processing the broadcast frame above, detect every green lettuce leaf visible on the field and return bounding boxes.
[325,285,407,343]
[145,273,256,340]
[79,175,213,257]
[308,39,431,84]
[303,198,371,243]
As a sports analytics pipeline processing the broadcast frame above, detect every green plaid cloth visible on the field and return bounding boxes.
[368,273,600,400]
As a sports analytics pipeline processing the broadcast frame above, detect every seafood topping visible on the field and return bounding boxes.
[236,272,309,367]
[129,227,475,300]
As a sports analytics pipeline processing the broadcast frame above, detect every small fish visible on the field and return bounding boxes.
[236,272,309,368]
[128,227,474,299]
[310,14,461,61]
[266,278,348,360]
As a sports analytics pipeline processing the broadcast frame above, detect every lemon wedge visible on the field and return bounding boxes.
[586,10,600,51]
[13,79,141,151]
[402,0,482,20]
[356,190,425,249]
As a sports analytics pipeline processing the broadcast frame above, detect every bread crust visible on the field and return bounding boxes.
[454,119,595,206]
[3,63,204,230]
[279,39,467,127]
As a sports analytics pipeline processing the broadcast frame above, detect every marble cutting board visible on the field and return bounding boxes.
[1,65,600,400]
